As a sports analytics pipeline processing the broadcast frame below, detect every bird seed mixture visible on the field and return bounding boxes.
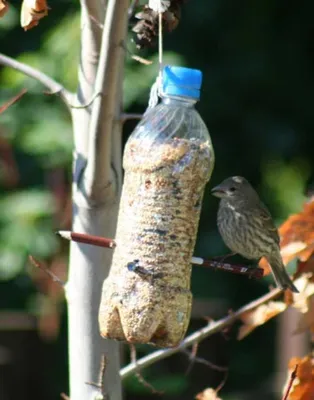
[99,137,212,347]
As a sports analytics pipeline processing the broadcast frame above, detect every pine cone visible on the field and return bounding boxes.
[132,0,187,49]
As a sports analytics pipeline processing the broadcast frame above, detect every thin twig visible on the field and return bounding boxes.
[44,89,101,110]
[216,370,229,394]
[120,41,153,65]
[184,342,198,375]
[29,255,66,287]
[98,354,106,393]
[120,112,143,122]
[0,53,73,106]
[85,381,102,390]
[120,287,282,380]
[129,344,163,395]
[85,355,107,397]
[282,364,298,400]
[0,89,27,114]
[69,91,102,109]
[181,348,228,372]
[203,316,231,341]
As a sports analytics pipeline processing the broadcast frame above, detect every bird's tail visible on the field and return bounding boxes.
[268,253,299,293]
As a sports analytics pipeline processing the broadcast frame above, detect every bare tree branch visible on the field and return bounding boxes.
[0,53,73,105]
[70,0,105,183]
[83,0,129,202]
[78,0,104,99]
[120,288,282,380]
[69,91,101,109]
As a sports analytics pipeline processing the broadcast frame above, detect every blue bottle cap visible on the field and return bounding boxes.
[162,65,203,100]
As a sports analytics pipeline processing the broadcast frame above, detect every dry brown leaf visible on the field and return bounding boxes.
[0,0,9,17]
[280,199,314,264]
[284,274,314,312]
[281,243,313,270]
[237,301,287,340]
[20,0,49,31]
[259,199,314,276]
[195,388,222,400]
[282,355,314,400]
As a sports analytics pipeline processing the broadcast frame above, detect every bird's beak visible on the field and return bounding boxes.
[211,185,226,198]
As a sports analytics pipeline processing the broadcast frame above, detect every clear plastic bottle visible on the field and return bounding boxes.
[99,66,215,347]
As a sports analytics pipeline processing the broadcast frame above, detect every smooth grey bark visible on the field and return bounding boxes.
[67,1,129,399]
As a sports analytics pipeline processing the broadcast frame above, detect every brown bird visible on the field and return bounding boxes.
[211,176,299,293]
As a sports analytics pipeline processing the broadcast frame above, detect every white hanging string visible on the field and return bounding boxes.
[147,0,167,109]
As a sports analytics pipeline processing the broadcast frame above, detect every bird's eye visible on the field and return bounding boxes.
[229,187,236,192]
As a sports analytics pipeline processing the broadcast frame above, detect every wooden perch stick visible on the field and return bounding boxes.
[57,231,264,279]
[57,231,116,248]
[191,256,263,279]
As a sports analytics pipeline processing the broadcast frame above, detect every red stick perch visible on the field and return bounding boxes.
[57,231,116,249]
[191,257,264,279]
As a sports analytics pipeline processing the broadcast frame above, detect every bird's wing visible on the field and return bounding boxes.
[257,202,280,245]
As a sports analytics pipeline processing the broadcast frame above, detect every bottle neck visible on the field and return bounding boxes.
[161,95,197,108]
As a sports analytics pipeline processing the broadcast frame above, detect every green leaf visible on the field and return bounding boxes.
[0,247,25,280]
[0,190,55,222]
[18,108,73,166]
[261,157,310,217]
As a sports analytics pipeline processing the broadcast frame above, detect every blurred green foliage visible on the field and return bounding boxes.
[0,0,313,399]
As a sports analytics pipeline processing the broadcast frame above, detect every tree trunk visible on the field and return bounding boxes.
[67,1,128,399]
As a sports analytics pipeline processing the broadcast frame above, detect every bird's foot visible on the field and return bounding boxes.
[212,252,237,263]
